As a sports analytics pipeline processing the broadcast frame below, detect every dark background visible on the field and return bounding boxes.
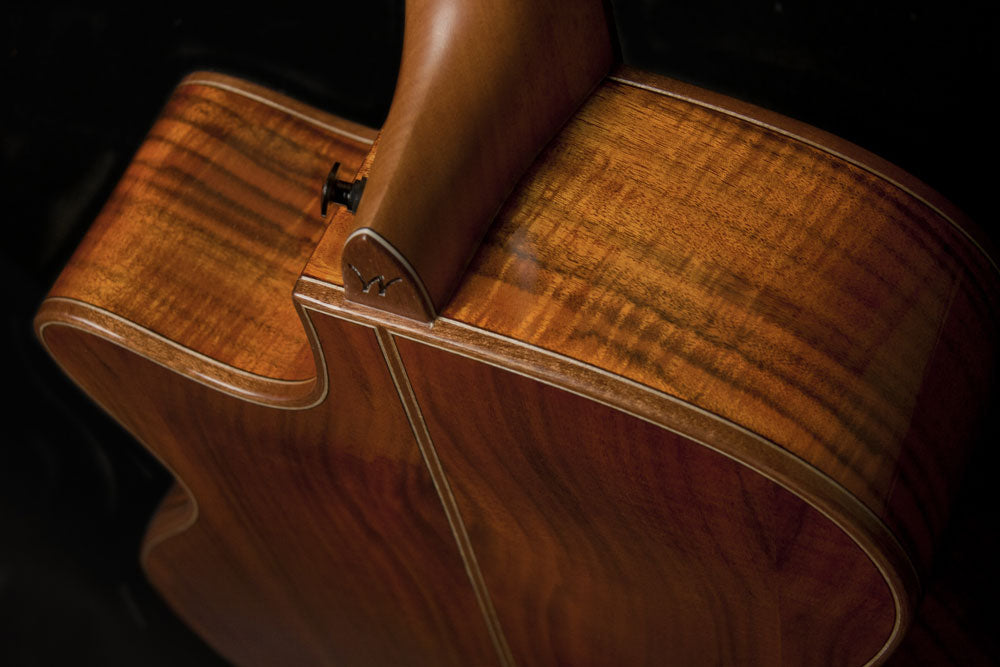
[2,2,997,664]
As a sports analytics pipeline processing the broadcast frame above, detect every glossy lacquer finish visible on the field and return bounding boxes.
[37,75,497,666]
[441,73,1000,576]
[35,35,997,667]
[39,312,496,666]
[305,65,995,663]
[394,335,894,666]
[341,0,611,320]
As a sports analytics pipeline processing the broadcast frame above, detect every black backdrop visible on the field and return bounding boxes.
[2,2,997,664]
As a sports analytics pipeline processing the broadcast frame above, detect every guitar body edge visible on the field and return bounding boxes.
[33,67,999,666]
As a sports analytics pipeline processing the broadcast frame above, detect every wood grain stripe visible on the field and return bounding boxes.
[49,76,373,380]
[157,95,337,182]
[375,328,516,667]
[39,65,994,664]
[609,69,999,276]
[296,277,919,622]
[37,297,324,408]
[435,76,1000,567]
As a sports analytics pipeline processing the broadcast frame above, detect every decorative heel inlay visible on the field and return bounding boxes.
[348,264,402,296]
[341,230,436,322]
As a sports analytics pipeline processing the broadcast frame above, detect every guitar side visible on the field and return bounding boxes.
[32,3,999,663]
[35,60,999,665]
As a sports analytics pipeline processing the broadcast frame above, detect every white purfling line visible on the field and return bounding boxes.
[383,321,906,667]
[295,279,913,665]
[181,79,376,145]
[374,328,516,667]
[36,319,202,568]
[40,297,327,410]
[609,74,1000,278]
[48,277,911,664]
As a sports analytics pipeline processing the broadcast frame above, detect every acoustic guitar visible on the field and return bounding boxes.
[33,1,999,665]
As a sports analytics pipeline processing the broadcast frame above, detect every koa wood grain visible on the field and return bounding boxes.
[47,72,375,387]
[39,307,498,666]
[438,71,1000,578]
[37,75,497,665]
[394,335,894,666]
[35,23,998,667]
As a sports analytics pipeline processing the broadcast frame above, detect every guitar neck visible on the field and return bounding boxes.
[338,0,612,321]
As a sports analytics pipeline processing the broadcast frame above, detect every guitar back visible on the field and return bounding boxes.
[35,4,998,666]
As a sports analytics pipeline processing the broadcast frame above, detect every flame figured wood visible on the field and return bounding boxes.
[48,72,374,385]
[39,308,498,666]
[34,50,998,667]
[439,70,1000,578]
[393,334,896,666]
[340,0,612,321]
[37,74,498,665]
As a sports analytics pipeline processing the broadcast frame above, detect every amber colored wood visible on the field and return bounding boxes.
[339,0,612,320]
[34,45,999,667]
[394,334,896,666]
[306,136,379,288]
[612,69,1000,265]
[298,279,926,664]
[49,72,374,382]
[305,66,1000,582]
[35,75,500,665]
[308,63,999,664]
[434,70,1000,576]
[38,307,499,667]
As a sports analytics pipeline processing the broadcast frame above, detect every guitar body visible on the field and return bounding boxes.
[35,4,998,666]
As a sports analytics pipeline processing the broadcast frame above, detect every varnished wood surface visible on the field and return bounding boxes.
[435,71,999,574]
[34,75,499,665]
[35,61,998,666]
[299,276,922,655]
[141,481,198,564]
[613,69,1000,265]
[38,308,498,667]
[305,67,1000,578]
[341,0,612,320]
[306,138,380,288]
[49,72,373,382]
[394,334,896,666]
